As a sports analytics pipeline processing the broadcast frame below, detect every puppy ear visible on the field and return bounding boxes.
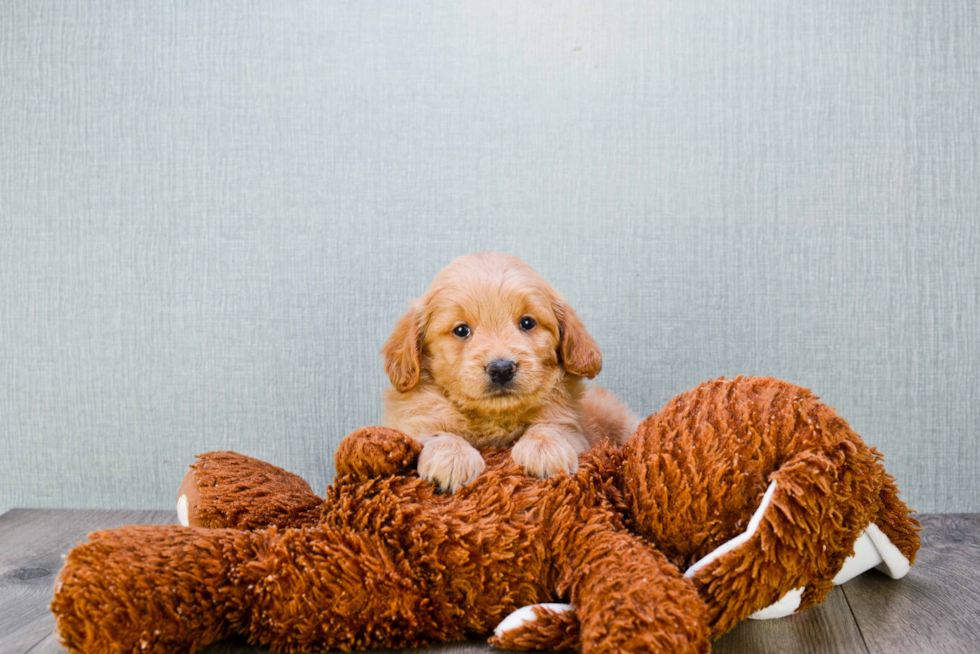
[555,298,602,379]
[382,302,424,392]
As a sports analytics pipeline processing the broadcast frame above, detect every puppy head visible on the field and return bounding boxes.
[382,252,601,413]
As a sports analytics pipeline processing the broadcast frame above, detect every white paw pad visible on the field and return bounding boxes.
[176,494,189,527]
[834,523,911,584]
[749,587,805,620]
[494,603,573,639]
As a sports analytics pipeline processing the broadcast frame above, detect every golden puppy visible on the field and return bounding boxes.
[382,252,638,492]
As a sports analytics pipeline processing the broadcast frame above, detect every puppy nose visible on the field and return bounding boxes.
[486,359,517,384]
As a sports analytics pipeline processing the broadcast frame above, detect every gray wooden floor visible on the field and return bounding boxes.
[1,510,977,654]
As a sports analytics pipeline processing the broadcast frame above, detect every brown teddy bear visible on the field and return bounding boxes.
[51,377,919,654]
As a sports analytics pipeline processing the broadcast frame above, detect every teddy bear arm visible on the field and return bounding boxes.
[556,524,710,654]
[178,451,323,529]
[334,425,422,479]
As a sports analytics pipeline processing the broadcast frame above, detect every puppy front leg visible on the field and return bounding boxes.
[416,431,486,493]
[511,425,581,479]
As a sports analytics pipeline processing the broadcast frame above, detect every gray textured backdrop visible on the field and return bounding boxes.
[2,1,978,514]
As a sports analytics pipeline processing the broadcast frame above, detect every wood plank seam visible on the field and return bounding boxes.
[24,633,55,654]
[839,584,872,654]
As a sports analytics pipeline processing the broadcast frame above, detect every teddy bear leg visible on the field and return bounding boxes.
[682,480,807,621]
[177,451,323,529]
[685,446,881,636]
[52,525,255,654]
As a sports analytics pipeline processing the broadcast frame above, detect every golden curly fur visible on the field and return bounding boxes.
[381,252,638,491]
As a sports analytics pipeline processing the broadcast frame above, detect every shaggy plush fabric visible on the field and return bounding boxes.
[624,376,919,636]
[180,450,323,530]
[333,425,424,479]
[54,442,709,653]
[51,376,919,654]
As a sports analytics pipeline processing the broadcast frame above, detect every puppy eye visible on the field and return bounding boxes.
[452,324,471,338]
[519,316,536,331]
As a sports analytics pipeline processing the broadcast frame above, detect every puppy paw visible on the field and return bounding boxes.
[417,432,486,492]
[511,428,579,479]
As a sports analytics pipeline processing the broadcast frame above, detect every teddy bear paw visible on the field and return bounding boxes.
[491,603,579,651]
[832,523,911,585]
[176,468,205,527]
